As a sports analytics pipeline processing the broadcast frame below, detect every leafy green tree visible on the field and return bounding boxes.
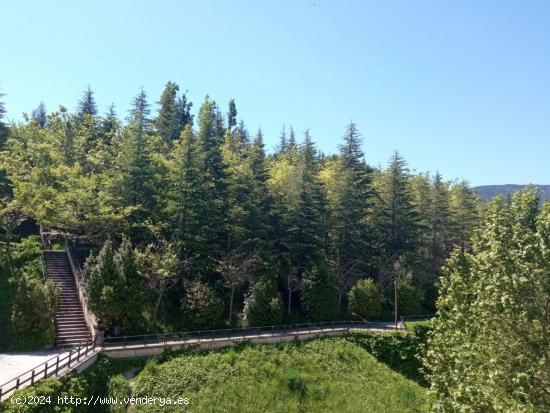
[10,275,59,350]
[137,233,184,325]
[181,280,224,330]
[426,190,550,412]
[348,278,381,320]
[242,278,283,327]
[227,98,237,132]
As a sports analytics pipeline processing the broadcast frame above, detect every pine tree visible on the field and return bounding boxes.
[429,172,450,272]
[31,102,48,127]
[449,180,480,253]
[156,81,181,145]
[176,93,193,131]
[101,104,118,144]
[277,125,288,154]
[129,88,151,133]
[0,88,8,147]
[77,85,97,119]
[227,98,237,132]
[333,122,375,311]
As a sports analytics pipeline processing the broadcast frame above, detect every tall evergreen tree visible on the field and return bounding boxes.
[129,88,151,133]
[31,102,48,127]
[77,85,97,119]
[156,81,181,145]
[0,88,8,147]
[227,98,237,132]
[429,172,450,272]
[333,122,375,311]
[101,104,118,144]
[449,180,480,253]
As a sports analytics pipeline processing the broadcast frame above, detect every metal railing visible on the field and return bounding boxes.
[0,339,97,402]
[102,320,397,349]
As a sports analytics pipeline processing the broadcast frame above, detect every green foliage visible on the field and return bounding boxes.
[242,278,283,326]
[396,281,423,316]
[107,375,130,413]
[10,276,59,350]
[131,337,429,412]
[84,238,144,333]
[181,280,224,330]
[348,278,382,320]
[425,190,550,412]
[300,263,338,321]
[346,325,431,386]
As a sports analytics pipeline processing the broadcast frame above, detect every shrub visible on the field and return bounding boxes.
[107,375,130,412]
[10,275,59,350]
[242,278,283,326]
[348,278,381,320]
[397,282,423,316]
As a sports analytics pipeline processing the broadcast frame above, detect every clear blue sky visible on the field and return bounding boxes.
[2,0,549,186]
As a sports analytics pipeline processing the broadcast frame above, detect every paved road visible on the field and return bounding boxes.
[0,349,70,387]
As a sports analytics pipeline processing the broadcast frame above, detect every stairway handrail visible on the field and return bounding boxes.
[64,240,102,345]
[0,338,96,401]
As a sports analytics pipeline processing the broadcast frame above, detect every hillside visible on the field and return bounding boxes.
[474,184,550,202]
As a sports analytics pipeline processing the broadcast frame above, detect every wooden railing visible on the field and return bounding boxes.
[0,339,97,402]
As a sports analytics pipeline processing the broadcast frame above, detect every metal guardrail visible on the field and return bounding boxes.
[101,320,397,349]
[0,339,97,402]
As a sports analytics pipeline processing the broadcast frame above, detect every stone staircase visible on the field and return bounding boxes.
[44,251,91,347]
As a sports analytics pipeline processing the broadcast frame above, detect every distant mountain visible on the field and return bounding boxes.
[474,185,550,202]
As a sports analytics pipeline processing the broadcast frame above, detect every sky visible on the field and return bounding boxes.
[1,0,549,186]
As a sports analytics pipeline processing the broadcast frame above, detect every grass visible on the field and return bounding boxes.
[131,337,430,412]
[404,320,432,330]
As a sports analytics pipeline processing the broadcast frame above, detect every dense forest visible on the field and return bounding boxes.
[1,84,549,412]
[0,83,484,340]
[0,83,483,343]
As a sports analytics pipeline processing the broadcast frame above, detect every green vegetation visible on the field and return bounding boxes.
[0,85,484,338]
[348,278,382,320]
[1,335,430,413]
[425,190,550,411]
[0,236,59,350]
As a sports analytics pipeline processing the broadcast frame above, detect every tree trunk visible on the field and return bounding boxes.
[228,286,235,324]
[288,285,292,317]
[394,276,398,329]
[153,290,164,325]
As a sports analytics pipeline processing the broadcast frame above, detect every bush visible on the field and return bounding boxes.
[10,275,59,350]
[181,280,224,330]
[345,324,431,386]
[300,264,338,321]
[107,375,130,412]
[348,278,382,320]
[242,278,283,327]
[397,282,423,316]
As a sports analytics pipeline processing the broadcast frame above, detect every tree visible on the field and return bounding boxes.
[242,278,283,327]
[429,172,450,272]
[77,85,97,119]
[348,278,381,320]
[84,238,144,333]
[129,88,151,133]
[32,102,48,127]
[10,275,59,350]
[449,180,480,253]
[137,234,185,325]
[181,280,224,330]
[101,104,118,144]
[425,190,550,411]
[0,87,8,147]
[332,123,375,312]
[227,98,237,131]
[156,81,181,146]
[301,263,338,321]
